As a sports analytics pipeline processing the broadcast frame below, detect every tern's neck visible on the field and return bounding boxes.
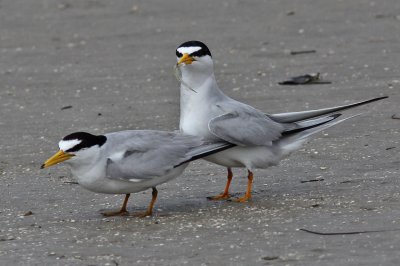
[180,67,214,89]
[180,73,226,101]
[179,72,227,134]
[68,152,103,178]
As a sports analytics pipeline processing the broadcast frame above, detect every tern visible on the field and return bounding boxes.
[42,130,232,216]
[175,40,387,202]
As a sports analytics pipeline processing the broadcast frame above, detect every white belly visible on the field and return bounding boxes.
[204,145,286,170]
[73,164,188,194]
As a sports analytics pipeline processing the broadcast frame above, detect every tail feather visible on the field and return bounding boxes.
[279,113,362,151]
[283,114,341,136]
[270,96,387,123]
[174,142,235,167]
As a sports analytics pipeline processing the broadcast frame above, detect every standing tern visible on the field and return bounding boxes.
[41,130,232,217]
[175,40,387,202]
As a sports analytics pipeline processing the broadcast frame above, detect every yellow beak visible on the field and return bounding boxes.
[177,53,195,65]
[41,150,75,169]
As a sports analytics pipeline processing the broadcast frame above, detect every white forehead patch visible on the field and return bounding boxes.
[59,139,81,151]
[177,46,202,56]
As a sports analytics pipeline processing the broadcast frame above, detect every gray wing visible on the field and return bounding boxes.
[208,101,285,146]
[208,97,386,147]
[105,131,202,182]
[269,96,387,123]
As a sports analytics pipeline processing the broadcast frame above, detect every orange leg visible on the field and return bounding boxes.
[102,194,130,217]
[207,168,233,200]
[234,170,253,202]
[134,187,158,218]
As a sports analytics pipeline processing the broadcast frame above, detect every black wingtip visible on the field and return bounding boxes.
[338,96,388,111]
[364,96,388,103]
[319,96,388,117]
[377,96,388,100]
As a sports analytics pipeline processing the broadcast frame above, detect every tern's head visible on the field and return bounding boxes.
[41,132,107,169]
[176,40,214,73]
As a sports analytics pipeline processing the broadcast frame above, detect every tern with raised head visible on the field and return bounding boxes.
[175,40,387,202]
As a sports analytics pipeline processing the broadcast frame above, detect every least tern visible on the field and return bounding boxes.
[175,40,387,202]
[41,130,232,216]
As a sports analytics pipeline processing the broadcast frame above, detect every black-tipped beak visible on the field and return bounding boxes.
[41,150,75,169]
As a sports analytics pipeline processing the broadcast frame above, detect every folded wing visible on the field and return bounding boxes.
[105,131,235,182]
[208,101,285,146]
[105,131,202,182]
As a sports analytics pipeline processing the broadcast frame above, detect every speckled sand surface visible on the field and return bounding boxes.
[1,0,399,265]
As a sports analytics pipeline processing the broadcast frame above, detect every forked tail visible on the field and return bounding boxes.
[279,113,362,153]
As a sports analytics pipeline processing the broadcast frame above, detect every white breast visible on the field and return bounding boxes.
[71,160,189,195]
[179,83,225,140]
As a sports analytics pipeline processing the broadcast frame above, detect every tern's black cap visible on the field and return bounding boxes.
[176,40,212,58]
[63,132,106,152]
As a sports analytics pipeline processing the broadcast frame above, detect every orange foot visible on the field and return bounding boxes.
[101,210,129,217]
[233,170,253,203]
[132,210,152,218]
[233,195,251,203]
[207,193,231,201]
